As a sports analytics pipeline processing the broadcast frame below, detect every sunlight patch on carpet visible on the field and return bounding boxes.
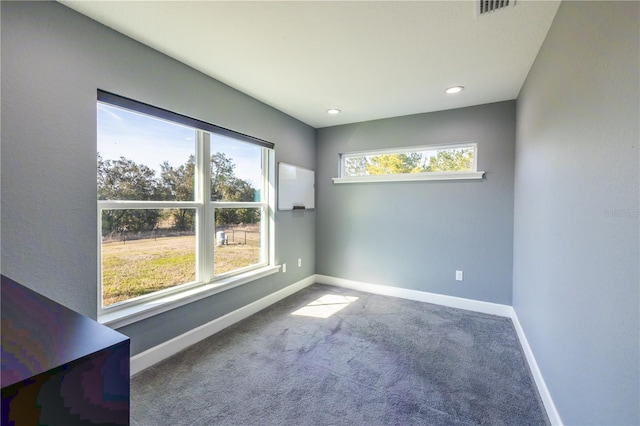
[291,294,359,318]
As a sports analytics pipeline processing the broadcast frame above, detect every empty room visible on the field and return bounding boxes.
[1,1,638,425]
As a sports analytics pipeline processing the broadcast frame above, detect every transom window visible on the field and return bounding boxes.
[97,91,274,312]
[335,143,483,184]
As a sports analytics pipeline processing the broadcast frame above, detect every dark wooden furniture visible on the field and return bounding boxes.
[1,275,130,425]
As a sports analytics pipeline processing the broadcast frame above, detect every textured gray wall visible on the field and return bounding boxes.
[316,102,515,305]
[1,2,315,355]
[514,2,639,424]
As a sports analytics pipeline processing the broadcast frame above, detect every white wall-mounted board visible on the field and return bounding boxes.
[278,163,315,210]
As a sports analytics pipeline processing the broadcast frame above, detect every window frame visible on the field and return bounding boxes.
[96,91,277,327]
[334,142,484,184]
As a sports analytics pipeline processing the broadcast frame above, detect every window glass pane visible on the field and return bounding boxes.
[214,208,262,275]
[210,134,263,202]
[101,208,196,307]
[343,145,475,177]
[97,103,196,201]
[97,94,274,313]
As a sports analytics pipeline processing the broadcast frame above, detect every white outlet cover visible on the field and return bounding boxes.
[282,264,287,273]
[456,270,463,281]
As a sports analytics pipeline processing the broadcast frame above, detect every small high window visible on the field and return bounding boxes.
[335,143,483,184]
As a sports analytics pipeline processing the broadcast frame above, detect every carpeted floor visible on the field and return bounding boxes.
[131,284,549,425]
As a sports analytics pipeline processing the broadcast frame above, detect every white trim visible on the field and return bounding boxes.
[101,266,281,328]
[333,171,485,184]
[314,274,512,317]
[98,143,274,320]
[212,201,267,209]
[130,275,315,375]
[510,311,564,426]
[267,149,276,266]
[98,200,198,209]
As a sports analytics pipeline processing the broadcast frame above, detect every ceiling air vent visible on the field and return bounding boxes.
[478,0,515,15]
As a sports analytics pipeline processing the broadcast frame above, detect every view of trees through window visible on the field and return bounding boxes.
[98,152,260,234]
[343,145,475,177]
[98,101,267,308]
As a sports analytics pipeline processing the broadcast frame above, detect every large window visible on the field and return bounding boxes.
[335,143,484,184]
[97,91,274,313]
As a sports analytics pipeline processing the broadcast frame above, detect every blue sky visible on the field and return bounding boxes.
[97,103,262,187]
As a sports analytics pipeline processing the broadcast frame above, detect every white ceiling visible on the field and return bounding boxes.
[60,1,561,128]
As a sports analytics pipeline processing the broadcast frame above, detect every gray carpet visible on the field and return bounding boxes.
[131,284,549,425]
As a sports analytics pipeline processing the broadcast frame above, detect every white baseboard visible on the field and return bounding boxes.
[510,311,563,426]
[314,274,513,317]
[314,274,563,426]
[130,275,315,375]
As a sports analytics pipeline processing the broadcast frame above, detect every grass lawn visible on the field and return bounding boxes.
[101,235,260,306]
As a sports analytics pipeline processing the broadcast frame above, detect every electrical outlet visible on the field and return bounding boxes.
[298,258,302,267]
[282,263,287,273]
[455,270,463,281]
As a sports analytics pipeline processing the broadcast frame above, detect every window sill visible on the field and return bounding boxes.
[99,265,281,329]
[332,171,485,184]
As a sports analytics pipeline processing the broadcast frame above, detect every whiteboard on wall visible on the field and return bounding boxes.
[278,163,315,210]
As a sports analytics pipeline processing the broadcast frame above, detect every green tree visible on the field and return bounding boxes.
[98,152,259,233]
[210,152,259,226]
[214,176,259,225]
[98,155,161,201]
[366,153,424,175]
[425,148,474,172]
[98,155,163,234]
[344,156,368,176]
[160,156,195,231]
[210,152,237,201]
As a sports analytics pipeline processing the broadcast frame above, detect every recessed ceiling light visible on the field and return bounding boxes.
[445,86,465,94]
[327,108,341,115]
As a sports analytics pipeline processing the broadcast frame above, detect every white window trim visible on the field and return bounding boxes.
[99,265,281,329]
[97,107,276,326]
[97,149,276,326]
[333,170,485,184]
[336,142,484,184]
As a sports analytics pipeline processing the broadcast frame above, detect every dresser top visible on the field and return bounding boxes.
[1,275,129,388]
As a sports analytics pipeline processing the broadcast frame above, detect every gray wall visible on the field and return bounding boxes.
[316,102,515,305]
[513,2,639,425]
[1,1,315,355]
[4,2,638,422]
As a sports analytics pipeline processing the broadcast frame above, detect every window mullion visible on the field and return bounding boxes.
[97,205,103,314]
[197,131,213,283]
[211,201,261,209]
[266,148,275,266]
